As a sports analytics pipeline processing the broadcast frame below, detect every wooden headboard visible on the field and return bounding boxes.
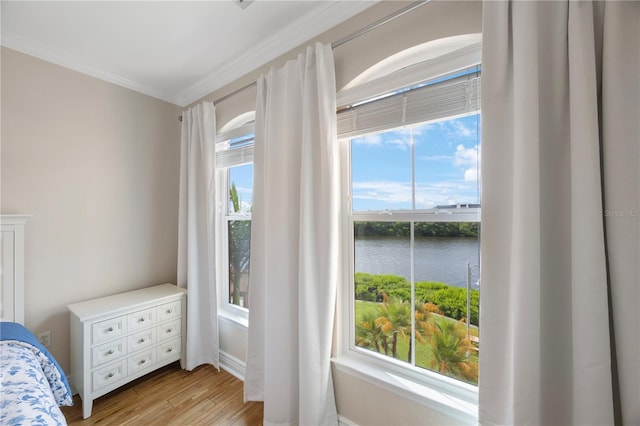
[1,215,30,324]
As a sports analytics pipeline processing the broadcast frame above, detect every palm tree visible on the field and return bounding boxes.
[408,302,433,363]
[355,310,385,353]
[229,183,251,306]
[375,293,411,359]
[428,319,478,383]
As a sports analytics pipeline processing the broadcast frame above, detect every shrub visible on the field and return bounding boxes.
[354,272,479,325]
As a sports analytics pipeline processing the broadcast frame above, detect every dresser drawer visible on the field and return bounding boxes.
[156,320,180,342]
[127,308,154,331]
[157,337,181,362]
[92,316,126,344]
[92,338,126,368]
[128,349,156,375]
[128,328,156,353]
[92,360,126,392]
[156,301,181,322]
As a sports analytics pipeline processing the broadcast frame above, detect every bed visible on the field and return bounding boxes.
[1,215,73,425]
[1,321,73,425]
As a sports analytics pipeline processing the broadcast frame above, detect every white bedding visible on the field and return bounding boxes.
[0,340,72,425]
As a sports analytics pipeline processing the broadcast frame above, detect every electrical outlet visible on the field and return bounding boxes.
[38,331,51,347]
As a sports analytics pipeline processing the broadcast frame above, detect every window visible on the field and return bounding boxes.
[340,67,481,387]
[216,119,255,319]
[227,161,252,308]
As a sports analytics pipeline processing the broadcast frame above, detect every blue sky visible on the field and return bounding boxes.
[351,113,481,211]
[227,112,481,213]
[229,163,253,214]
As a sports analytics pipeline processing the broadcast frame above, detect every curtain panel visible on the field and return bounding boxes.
[177,101,220,371]
[244,43,340,426]
[480,1,639,424]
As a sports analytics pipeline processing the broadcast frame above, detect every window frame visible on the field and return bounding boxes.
[215,120,255,327]
[334,55,482,421]
[338,126,481,392]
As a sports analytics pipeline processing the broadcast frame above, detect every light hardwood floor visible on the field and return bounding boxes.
[61,362,264,425]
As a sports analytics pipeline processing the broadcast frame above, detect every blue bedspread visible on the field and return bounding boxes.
[1,321,73,425]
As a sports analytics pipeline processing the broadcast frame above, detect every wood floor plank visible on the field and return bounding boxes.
[61,362,264,425]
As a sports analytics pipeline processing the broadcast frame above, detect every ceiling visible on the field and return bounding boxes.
[1,1,376,106]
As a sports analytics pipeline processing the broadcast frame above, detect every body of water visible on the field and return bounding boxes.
[354,236,480,288]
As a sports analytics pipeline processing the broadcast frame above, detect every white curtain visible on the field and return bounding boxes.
[177,102,220,371]
[480,2,639,425]
[244,43,340,426]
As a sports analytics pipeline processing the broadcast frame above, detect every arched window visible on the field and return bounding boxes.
[336,35,482,414]
[216,112,255,322]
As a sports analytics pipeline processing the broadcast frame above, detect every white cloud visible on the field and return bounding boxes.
[454,144,478,167]
[464,168,478,182]
[453,144,480,182]
[352,181,412,205]
[417,154,452,162]
[353,129,412,151]
[387,138,410,151]
[353,134,382,146]
[352,179,478,209]
[453,121,474,138]
[425,118,478,144]
[239,201,252,214]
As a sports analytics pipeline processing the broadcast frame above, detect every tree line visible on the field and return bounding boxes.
[354,221,479,238]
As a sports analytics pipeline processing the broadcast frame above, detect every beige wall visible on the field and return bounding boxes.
[1,47,182,372]
[332,366,469,426]
[203,1,482,424]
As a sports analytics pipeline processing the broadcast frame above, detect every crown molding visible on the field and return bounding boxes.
[2,1,377,107]
[174,1,378,107]
[1,33,181,105]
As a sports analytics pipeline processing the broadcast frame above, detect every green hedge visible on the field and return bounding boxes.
[354,272,479,326]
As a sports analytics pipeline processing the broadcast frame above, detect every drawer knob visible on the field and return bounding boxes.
[167,328,173,333]
[139,318,145,322]
[167,309,173,314]
[140,359,146,364]
[107,327,114,332]
[108,349,114,355]
[107,372,114,378]
[139,338,145,343]
[167,347,173,353]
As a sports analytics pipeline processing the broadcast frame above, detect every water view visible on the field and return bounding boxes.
[352,222,480,385]
[349,110,482,384]
[355,236,480,288]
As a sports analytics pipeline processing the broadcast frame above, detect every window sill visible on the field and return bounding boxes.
[331,355,478,424]
[218,309,248,329]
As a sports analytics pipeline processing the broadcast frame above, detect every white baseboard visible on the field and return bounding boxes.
[219,350,246,381]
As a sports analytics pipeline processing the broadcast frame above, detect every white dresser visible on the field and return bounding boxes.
[68,284,187,419]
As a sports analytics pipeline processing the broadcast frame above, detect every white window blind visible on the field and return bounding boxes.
[338,71,481,139]
[215,121,255,169]
[216,142,253,169]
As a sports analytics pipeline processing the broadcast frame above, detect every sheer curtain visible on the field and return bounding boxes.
[480,1,639,424]
[244,43,340,426]
[177,101,220,371]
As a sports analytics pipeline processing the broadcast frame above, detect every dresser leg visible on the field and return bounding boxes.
[82,397,93,419]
